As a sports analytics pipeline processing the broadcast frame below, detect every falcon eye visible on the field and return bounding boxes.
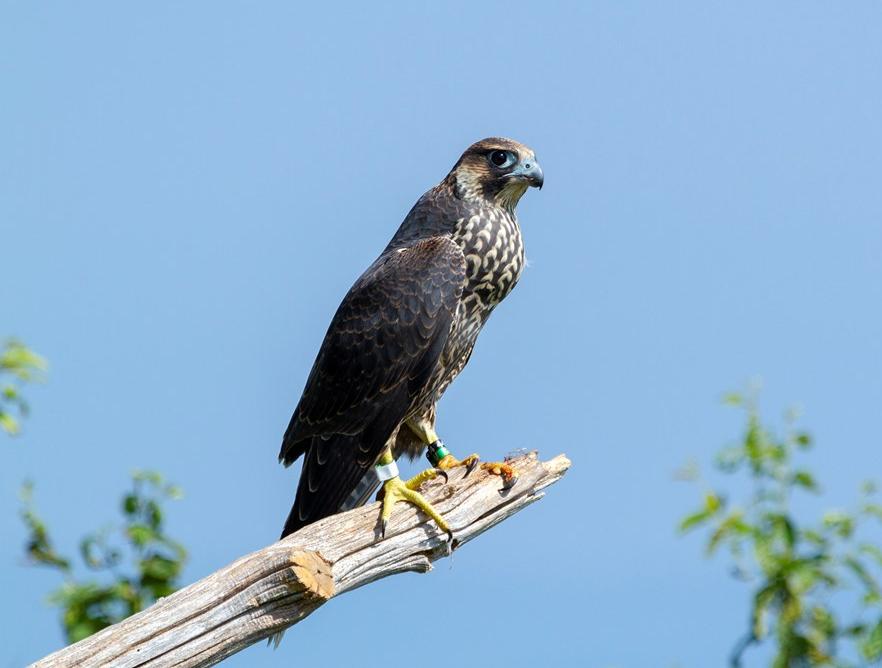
[489,150,515,168]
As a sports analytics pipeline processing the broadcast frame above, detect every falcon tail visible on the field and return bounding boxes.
[280,433,386,539]
[279,462,381,539]
[340,467,381,512]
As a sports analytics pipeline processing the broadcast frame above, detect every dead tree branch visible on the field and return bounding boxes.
[30,451,570,668]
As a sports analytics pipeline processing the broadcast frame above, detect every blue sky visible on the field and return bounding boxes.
[2,2,882,666]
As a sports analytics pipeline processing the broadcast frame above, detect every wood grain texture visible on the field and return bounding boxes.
[30,451,570,668]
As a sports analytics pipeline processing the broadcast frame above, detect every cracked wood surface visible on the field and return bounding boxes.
[30,451,570,668]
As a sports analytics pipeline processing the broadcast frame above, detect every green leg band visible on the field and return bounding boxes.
[426,441,450,467]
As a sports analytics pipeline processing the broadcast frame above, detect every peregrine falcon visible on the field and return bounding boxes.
[279,138,543,541]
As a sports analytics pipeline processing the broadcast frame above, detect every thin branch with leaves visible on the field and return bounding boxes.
[21,471,187,644]
[679,392,882,667]
[1,339,47,435]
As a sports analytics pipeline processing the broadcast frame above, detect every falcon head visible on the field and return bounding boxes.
[447,137,544,211]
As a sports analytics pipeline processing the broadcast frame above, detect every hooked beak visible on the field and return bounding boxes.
[510,158,544,189]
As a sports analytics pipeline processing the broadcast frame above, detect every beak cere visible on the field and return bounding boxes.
[513,159,544,189]
[494,153,544,210]
[525,161,544,189]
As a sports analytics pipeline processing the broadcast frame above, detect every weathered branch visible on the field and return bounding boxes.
[30,451,570,668]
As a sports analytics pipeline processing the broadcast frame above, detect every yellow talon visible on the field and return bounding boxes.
[378,468,451,542]
[403,467,447,490]
[437,452,479,473]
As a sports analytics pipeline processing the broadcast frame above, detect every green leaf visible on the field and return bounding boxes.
[822,511,854,539]
[679,509,713,533]
[809,605,835,637]
[770,513,796,551]
[127,524,155,547]
[0,411,20,435]
[723,392,743,406]
[145,500,162,529]
[133,470,163,486]
[860,543,882,568]
[140,555,180,582]
[705,492,722,513]
[0,340,48,377]
[79,536,101,569]
[844,622,867,637]
[20,483,71,571]
[791,470,818,492]
[788,559,828,594]
[863,503,882,523]
[862,619,882,661]
[68,619,105,644]
[753,581,779,639]
[845,556,882,596]
[122,494,139,516]
[745,417,763,468]
[802,529,827,548]
[707,511,751,555]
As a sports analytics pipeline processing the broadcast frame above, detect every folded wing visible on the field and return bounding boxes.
[279,236,466,537]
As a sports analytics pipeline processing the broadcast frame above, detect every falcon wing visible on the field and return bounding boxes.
[279,236,465,536]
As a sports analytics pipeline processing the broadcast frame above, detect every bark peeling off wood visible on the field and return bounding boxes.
[30,451,570,668]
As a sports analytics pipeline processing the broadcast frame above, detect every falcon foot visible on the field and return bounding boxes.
[377,467,453,546]
[427,442,519,492]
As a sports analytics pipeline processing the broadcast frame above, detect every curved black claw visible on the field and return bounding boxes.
[435,467,449,484]
[464,456,480,478]
[444,530,455,555]
[381,518,388,539]
[499,475,519,493]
